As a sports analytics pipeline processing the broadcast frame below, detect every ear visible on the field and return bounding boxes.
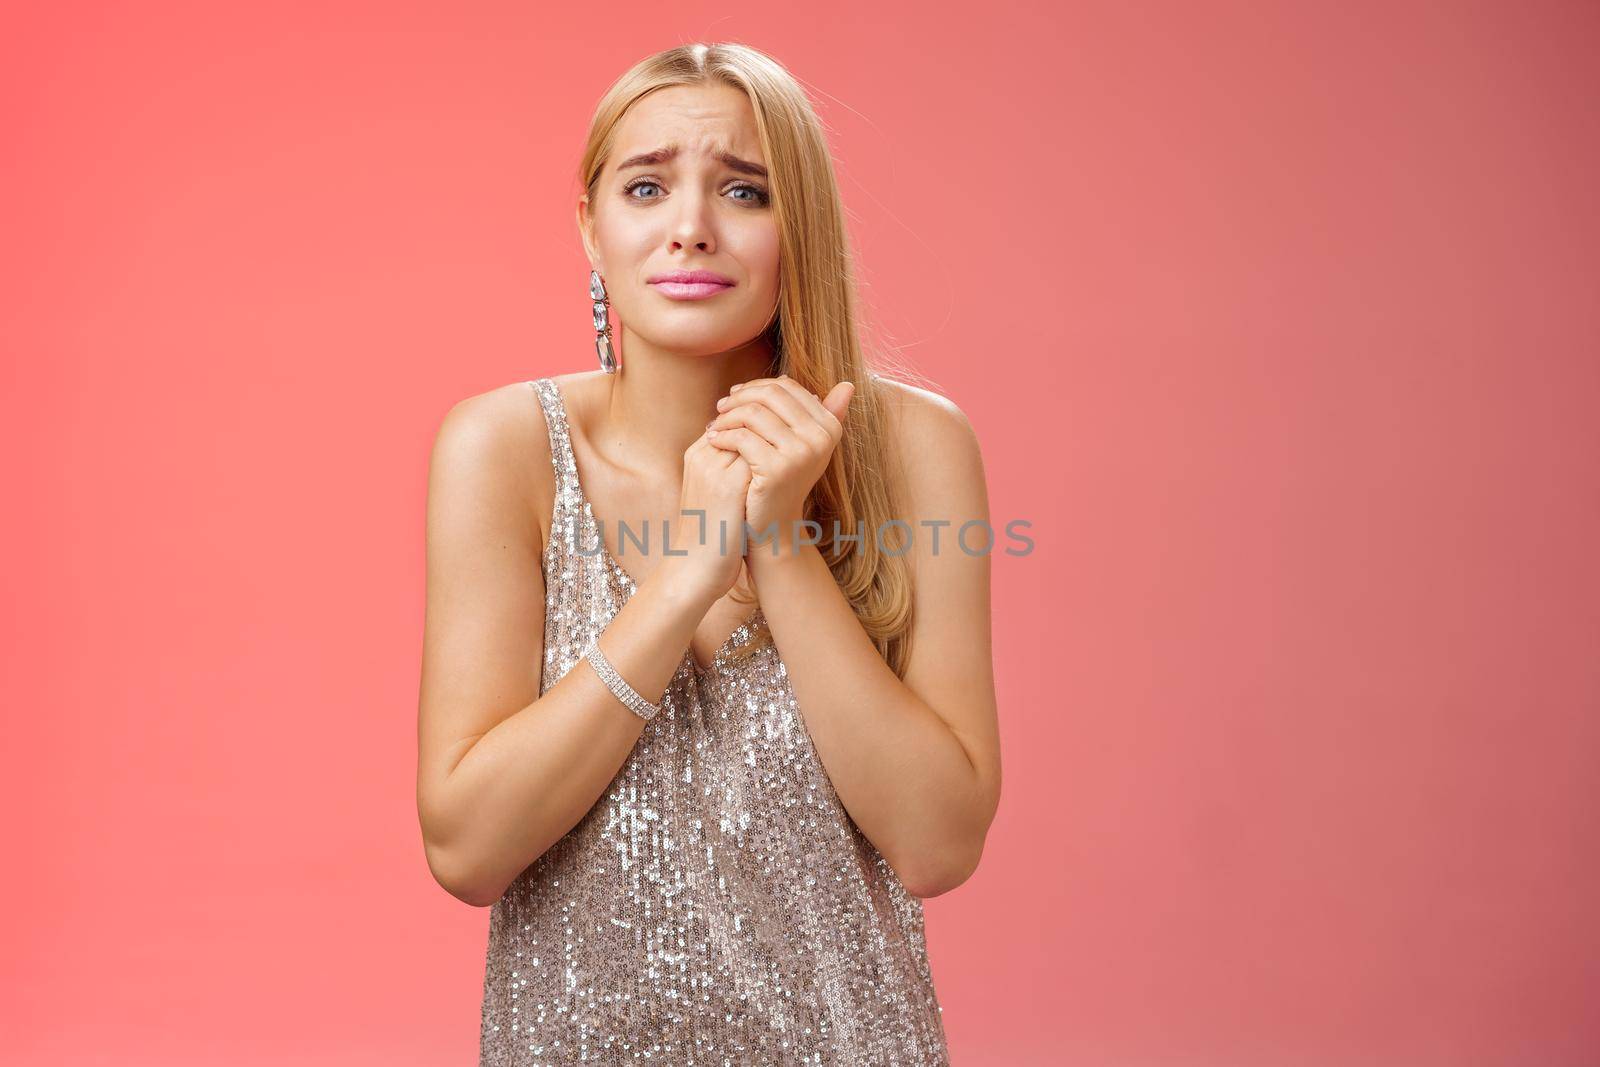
[576,196,599,267]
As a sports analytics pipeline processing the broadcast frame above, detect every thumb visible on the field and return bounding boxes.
[823,380,855,426]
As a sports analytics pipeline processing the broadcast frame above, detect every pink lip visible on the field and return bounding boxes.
[647,269,735,300]
[648,269,734,285]
[650,280,734,300]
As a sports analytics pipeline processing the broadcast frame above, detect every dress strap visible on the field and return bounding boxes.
[529,378,581,534]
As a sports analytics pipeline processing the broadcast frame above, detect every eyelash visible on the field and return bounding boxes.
[621,176,771,207]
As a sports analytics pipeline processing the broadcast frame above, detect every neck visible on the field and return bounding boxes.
[594,327,778,479]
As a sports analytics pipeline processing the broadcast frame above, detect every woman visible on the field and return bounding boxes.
[417,42,1000,1065]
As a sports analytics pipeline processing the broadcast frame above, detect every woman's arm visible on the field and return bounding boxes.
[415,389,723,907]
[712,379,1002,898]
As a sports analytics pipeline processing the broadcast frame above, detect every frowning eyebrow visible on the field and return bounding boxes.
[615,144,769,179]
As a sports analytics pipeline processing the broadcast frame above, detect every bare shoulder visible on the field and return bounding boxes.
[431,379,550,481]
[428,379,553,549]
[871,376,985,495]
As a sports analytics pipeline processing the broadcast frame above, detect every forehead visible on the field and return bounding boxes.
[610,83,763,163]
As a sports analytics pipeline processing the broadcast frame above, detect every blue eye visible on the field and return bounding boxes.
[727,183,771,206]
[621,176,770,207]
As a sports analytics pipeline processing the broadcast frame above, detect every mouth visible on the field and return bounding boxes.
[648,271,736,301]
[648,269,735,285]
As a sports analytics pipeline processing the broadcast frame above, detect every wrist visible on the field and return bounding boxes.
[746,526,820,571]
[652,554,727,611]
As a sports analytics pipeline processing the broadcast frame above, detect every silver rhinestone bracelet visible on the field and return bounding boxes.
[584,639,662,721]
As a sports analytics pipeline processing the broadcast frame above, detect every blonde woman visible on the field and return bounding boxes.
[418,42,1000,1065]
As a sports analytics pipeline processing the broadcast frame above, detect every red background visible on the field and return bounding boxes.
[5,2,1598,1064]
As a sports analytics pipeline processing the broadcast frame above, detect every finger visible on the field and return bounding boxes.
[820,381,855,431]
[707,436,741,468]
[720,379,811,428]
[711,400,799,451]
[688,426,739,470]
[706,426,780,469]
[719,384,830,447]
[767,376,839,433]
[726,375,840,441]
[685,427,715,459]
[720,379,806,422]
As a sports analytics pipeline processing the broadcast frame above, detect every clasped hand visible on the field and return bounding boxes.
[704,374,855,551]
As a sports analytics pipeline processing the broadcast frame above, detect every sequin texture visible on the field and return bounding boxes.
[477,378,950,1065]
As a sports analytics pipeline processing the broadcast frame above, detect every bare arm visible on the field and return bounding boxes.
[714,377,1001,898]
[415,388,736,907]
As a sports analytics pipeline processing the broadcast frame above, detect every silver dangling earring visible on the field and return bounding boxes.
[590,269,617,373]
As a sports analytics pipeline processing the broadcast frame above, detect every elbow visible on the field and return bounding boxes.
[902,835,987,900]
[457,886,504,909]
[424,838,504,909]
[902,787,999,899]
[449,876,505,910]
[903,877,954,901]
[420,789,504,907]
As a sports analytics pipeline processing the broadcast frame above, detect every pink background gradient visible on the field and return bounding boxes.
[5,2,1598,1064]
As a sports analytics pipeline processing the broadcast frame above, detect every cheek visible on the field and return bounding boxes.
[594,213,656,271]
[738,223,782,294]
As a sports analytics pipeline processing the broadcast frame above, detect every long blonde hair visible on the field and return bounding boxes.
[577,42,932,678]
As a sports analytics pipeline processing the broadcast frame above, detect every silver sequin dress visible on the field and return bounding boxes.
[477,377,951,1066]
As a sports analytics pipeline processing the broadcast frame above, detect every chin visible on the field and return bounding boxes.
[635,322,762,355]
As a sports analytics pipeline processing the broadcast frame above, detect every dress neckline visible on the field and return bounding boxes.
[538,376,764,677]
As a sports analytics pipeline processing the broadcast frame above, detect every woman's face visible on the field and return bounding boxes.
[578,83,781,358]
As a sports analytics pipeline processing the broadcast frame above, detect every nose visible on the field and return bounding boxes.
[667,188,715,254]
